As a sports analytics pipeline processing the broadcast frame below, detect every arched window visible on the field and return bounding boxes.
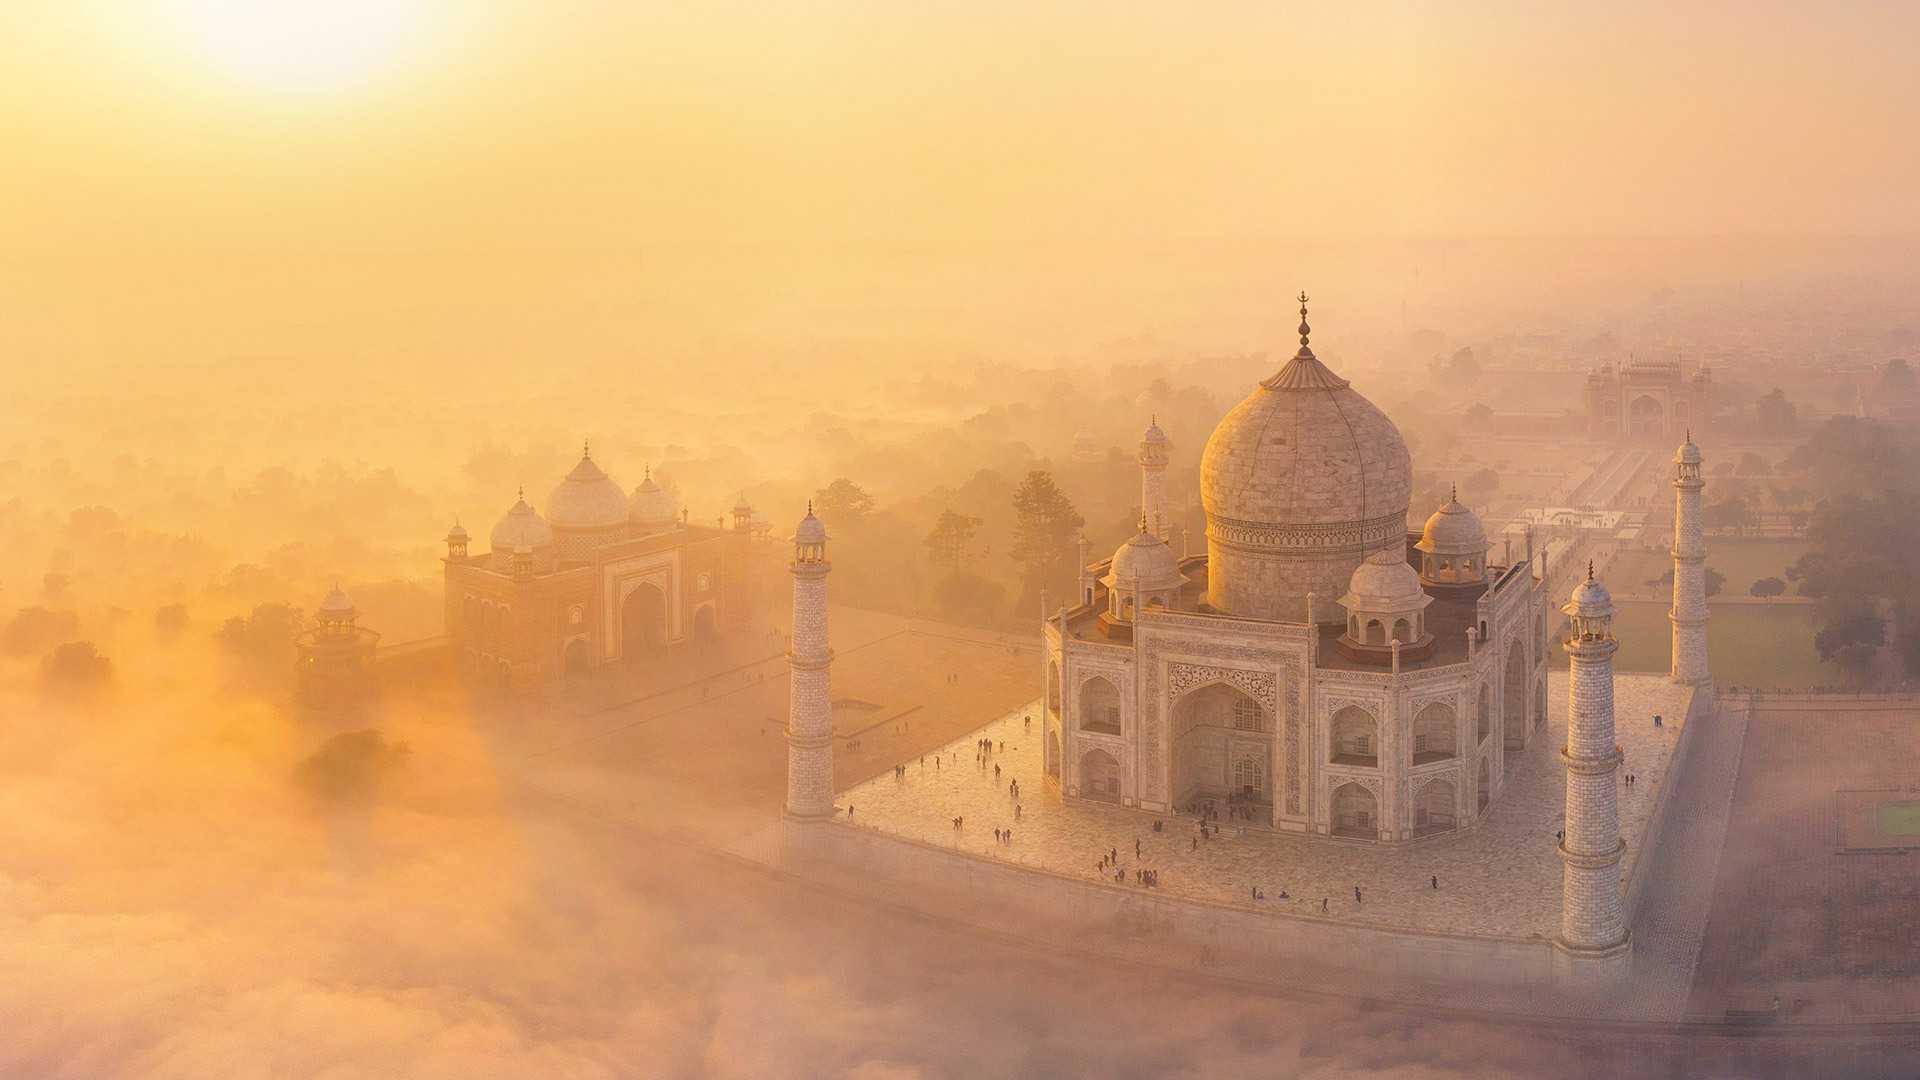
[1392,618,1411,643]
[1079,748,1121,801]
[1349,615,1359,637]
[1329,706,1378,766]
[1365,620,1385,645]
[1047,660,1061,712]
[1233,697,1265,732]
[1234,755,1265,797]
[1412,701,1457,763]
[1331,782,1377,840]
[1079,676,1122,734]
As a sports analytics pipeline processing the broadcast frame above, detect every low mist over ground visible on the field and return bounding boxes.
[3,1,1920,1075]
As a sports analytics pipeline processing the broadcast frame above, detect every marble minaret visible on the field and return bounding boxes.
[1556,564,1630,976]
[1139,417,1170,540]
[1670,435,1711,687]
[784,504,835,823]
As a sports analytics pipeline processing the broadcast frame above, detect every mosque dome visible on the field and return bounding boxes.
[1417,489,1489,557]
[1200,295,1412,622]
[630,469,680,529]
[490,492,554,553]
[1102,523,1185,595]
[546,448,628,531]
[445,521,469,543]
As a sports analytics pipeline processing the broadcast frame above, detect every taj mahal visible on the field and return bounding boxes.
[778,293,1717,988]
[1040,296,1552,842]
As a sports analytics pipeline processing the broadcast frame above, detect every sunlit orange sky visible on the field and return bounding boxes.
[2,2,1916,367]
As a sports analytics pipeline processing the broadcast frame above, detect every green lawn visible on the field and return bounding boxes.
[1611,540,1808,596]
[1878,802,1920,838]
[1552,602,1842,689]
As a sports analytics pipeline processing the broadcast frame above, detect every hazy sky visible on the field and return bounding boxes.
[2,2,1916,365]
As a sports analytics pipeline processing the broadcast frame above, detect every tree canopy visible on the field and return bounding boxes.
[1009,470,1084,598]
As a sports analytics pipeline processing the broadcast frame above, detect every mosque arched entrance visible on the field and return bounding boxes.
[692,605,716,641]
[621,582,668,662]
[563,637,592,675]
[1628,394,1665,438]
[1171,682,1273,814]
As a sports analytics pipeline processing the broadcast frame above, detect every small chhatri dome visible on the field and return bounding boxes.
[491,491,555,552]
[1142,416,1168,444]
[1343,547,1427,610]
[1676,432,1703,466]
[733,490,753,512]
[546,447,628,530]
[445,519,469,542]
[1103,519,1185,595]
[1566,562,1614,617]
[630,467,680,528]
[1417,486,1489,556]
[795,504,828,545]
[318,584,355,621]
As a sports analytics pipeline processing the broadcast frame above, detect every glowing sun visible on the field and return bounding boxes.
[167,0,431,96]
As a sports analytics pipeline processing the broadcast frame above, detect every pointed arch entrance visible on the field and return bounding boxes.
[1503,642,1529,755]
[1171,681,1273,813]
[621,582,668,662]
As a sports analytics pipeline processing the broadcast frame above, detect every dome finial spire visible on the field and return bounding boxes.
[517,484,525,502]
[1297,290,1311,349]
[1450,481,1458,503]
[1587,559,1595,582]
[583,438,591,459]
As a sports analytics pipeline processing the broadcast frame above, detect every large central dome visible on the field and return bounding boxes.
[1199,297,1412,622]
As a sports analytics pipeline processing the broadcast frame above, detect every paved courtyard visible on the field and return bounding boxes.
[1686,698,1920,1022]
[839,672,1695,939]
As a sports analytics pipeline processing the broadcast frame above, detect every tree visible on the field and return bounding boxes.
[1449,346,1481,378]
[924,510,982,572]
[1463,467,1500,497]
[1750,577,1786,601]
[1883,358,1915,393]
[1646,566,1725,597]
[1736,451,1772,477]
[3,607,81,657]
[40,641,112,694]
[1462,402,1494,426]
[1703,498,1751,535]
[217,602,305,677]
[1009,470,1084,597]
[296,729,411,801]
[1755,388,1797,435]
[1813,598,1885,679]
[155,603,189,637]
[812,478,875,527]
